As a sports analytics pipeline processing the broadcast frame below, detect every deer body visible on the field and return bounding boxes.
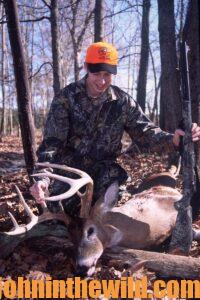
[70,182,182,276]
[103,189,180,248]
[4,163,198,277]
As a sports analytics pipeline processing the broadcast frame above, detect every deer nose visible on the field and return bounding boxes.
[75,265,89,277]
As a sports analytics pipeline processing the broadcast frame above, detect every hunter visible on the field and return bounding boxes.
[30,42,200,214]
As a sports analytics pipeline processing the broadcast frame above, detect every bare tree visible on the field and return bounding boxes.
[63,0,94,81]
[3,0,36,176]
[149,45,160,124]
[183,0,200,131]
[136,0,150,112]
[50,0,61,95]
[26,0,62,96]
[178,0,185,41]
[183,0,200,206]
[94,0,104,42]
[158,0,181,132]
[0,5,6,136]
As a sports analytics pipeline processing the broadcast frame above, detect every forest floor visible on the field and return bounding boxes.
[0,133,200,300]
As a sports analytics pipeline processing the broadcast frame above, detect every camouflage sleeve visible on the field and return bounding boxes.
[124,96,176,154]
[36,91,70,163]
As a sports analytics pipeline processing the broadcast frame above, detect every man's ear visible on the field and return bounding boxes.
[103,181,119,210]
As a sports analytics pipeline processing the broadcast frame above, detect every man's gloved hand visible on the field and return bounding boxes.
[30,180,48,204]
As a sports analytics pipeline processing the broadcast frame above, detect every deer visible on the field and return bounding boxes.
[1,162,200,277]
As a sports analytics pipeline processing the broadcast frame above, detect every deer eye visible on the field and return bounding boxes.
[87,226,95,238]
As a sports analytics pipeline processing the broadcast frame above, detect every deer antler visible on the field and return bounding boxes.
[5,185,71,236]
[0,163,94,258]
[0,185,71,259]
[32,163,94,218]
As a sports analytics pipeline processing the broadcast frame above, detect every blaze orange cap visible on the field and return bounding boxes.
[85,42,118,74]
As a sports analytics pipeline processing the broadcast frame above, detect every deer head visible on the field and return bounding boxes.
[68,182,120,277]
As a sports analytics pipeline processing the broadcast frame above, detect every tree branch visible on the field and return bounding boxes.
[40,0,51,10]
[17,4,47,10]
[20,15,50,22]
[104,5,141,19]
[77,9,94,46]
[29,62,53,79]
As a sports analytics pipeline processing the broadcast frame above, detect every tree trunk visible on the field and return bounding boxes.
[8,98,13,135]
[178,0,185,43]
[29,18,35,123]
[183,0,200,215]
[50,0,61,95]
[5,44,13,135]
[158,0,181,132]
[104,247,200,279]
[183,0,200,154]
[149,45,160,124]
[73,41,80,82]
[0,7,6,136]
[3,0,36,176]
[67,0,93,81]
[136,0,150,112]
[94,0,104,42]
[39,21,51,123]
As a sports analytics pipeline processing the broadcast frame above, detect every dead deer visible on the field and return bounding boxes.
[1,162,199,277]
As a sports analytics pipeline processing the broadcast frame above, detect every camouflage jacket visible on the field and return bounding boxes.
[37,75,175,170]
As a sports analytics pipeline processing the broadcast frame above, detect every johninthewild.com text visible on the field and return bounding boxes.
[0,276,200,298]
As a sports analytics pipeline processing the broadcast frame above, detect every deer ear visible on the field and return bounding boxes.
[103,181,119,210]
[91,182,119,216]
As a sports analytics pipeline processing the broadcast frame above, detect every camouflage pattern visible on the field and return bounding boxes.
[37,75,176,209]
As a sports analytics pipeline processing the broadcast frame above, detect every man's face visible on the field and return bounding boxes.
[86,70,113,98]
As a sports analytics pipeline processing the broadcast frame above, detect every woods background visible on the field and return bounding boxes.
[0,0,199,165]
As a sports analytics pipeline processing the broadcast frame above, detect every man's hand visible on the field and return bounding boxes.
[173,123,200,147]
[30,180,48,204]
[191,123,200,142]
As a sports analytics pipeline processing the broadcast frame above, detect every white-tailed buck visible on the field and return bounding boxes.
[1,162,200,277]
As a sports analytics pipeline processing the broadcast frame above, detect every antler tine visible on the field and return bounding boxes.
[36,162,91,179]
[32,171,93,201]
[34,162,94,217]
[5,186,71,236]
[14,185,36,219]
[32,169,93,202]
[5,186,38,235]
[32,171,81,187]
[8,212,19,229]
